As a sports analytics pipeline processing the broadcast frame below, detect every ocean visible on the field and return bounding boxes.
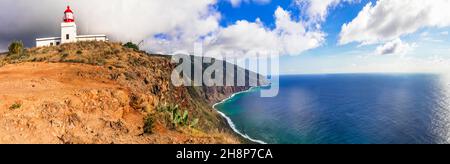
[214,74,450,144]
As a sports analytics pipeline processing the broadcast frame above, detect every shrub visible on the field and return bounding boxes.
[6,41,30,61]
[76,50,83,55]
[129,57,141,66]
[123,42,139,51]
[9,103,21,110]
[143,114,155,134]
[8,41,24,55]
[87,54,106,66]
[61,53,69,59]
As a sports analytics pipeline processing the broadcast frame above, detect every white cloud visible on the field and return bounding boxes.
[204,7,325,57]
[204,20,279,56]
[0,0,326,57]
[0,0,219,51]
[375,39,415,56]
[339,0,450,45]
[227,0,271,7]
[441,31,449,35]
[295,0,359,22]
[274,7,325,55]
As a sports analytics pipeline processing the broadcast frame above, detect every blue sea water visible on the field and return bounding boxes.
[215,74,450,144]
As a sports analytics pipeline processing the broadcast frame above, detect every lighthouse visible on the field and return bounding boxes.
[36,6,108,47]
[61,6,77,43]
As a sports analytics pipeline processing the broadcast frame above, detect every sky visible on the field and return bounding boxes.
[0,0,449,74]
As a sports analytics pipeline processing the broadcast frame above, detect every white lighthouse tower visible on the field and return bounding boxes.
[61,6,77,43]
[36,6,108,47]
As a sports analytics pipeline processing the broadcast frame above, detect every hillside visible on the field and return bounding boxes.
[0,42,265,144]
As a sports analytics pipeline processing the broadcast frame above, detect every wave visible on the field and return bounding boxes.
[212,86,268,144]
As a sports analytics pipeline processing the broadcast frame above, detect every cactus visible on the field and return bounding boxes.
[182,110,189,125]
[159,103,199,129]
[171,109,181,126]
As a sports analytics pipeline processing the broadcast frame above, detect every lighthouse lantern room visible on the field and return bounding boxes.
[64,6,75,22]
[61,6,77,43]
[36,6,108,47]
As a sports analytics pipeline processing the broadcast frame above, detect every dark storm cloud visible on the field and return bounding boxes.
[0,0,219,51]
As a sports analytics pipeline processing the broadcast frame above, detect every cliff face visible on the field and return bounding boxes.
[0,42,265,144]
[183,56,268,105]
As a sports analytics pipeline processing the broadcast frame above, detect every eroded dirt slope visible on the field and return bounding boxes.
[0,62,239,144]
[0,42,246,144]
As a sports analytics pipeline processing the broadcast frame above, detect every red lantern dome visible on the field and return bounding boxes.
[63,6,75,23]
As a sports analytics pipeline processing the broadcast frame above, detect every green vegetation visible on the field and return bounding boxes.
[156,103,179,112]
[86,53,106,66]
[9,103,21,110]
[143,103,200,134]
[143,114,155,134]
[8,41,24,55]
[0,41,168,69]
[61,53,69,59]
[7,41,28,60]
[156,103,200,129]
[172,108,189,127]
[123,42,139,51]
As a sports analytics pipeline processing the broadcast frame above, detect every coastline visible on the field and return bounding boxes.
[212,86,268,144]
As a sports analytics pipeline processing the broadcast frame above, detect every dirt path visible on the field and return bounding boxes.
[0,62,120,101]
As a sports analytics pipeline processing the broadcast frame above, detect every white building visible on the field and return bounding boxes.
[36,6,108,47]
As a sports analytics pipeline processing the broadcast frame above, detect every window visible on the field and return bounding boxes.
[56,42,60,45]
[66,13,73,20]
[66,34,70,40]
[50,43,54,46]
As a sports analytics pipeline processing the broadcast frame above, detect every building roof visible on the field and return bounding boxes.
[64,6,73,13]
[76,34,107,38]
[36,37,61,41]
